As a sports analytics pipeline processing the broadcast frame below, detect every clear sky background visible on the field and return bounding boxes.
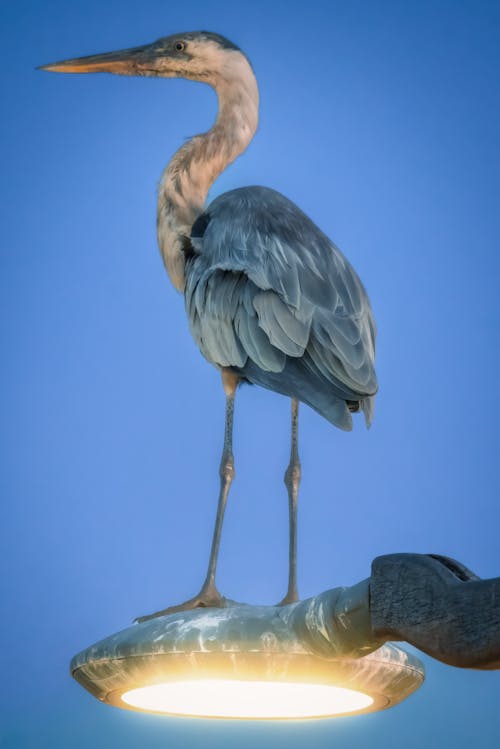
[1,0,500,746]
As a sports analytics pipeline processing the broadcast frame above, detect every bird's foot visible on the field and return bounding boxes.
[276,591,299,607]
[134,582,227,623]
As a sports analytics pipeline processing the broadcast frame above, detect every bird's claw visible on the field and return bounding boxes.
[276,592,299,607]
[134,584,228,623]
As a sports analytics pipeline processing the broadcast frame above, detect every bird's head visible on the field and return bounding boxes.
[39,31,249,86]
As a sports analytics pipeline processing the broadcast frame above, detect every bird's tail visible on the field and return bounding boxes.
[361,395,375,429]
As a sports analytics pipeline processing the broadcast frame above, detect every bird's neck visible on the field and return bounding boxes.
[158,56,259,291]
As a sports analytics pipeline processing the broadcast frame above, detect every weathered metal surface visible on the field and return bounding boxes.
[370,553,500,669]
[71,552,500,716]
[71,581,424,716]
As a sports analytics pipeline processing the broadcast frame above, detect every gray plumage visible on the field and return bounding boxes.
[41,31,378,616]
[185,186,377,431]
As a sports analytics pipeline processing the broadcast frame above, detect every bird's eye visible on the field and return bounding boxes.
[175,41,185,52]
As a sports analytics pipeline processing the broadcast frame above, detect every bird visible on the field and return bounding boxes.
[40,31,377,621]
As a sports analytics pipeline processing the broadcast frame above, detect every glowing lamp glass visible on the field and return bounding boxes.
[121,679,373,719]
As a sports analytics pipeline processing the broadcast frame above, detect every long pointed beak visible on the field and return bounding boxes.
[38,44,153,74]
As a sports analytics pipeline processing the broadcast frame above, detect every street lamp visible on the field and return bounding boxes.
[71,583,424,720]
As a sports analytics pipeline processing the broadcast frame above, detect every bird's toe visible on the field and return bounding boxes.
[134,585,228,623]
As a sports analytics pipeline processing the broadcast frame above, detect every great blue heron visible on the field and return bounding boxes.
[41,31,377,620]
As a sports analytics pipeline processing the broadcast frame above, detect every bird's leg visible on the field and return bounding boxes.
[199,370,238,598]
[135,371,238,622]
[278,398,301,605]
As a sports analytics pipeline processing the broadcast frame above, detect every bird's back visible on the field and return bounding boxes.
[184,186,377,430]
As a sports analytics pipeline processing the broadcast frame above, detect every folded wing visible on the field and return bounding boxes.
[185,186,377,429]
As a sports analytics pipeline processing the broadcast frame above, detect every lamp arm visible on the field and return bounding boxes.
[367,553,500,670]
[301,553,500,669]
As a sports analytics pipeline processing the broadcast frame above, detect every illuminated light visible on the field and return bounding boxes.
[121,679,374,719]
[71,602,425,719]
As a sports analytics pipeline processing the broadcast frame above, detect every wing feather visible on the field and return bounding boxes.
[235,298,286,373]
[184,186,377,426]
[253,291,312,356]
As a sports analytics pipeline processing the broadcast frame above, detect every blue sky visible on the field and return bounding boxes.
[1,0,499,746]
